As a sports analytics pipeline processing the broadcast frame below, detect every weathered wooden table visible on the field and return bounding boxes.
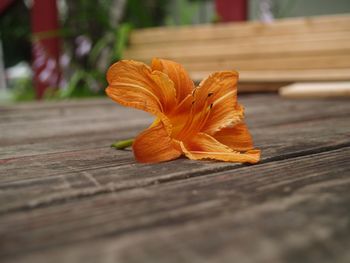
[0,94,349,263]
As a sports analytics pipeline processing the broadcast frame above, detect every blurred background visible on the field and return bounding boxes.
[1,0,350,102]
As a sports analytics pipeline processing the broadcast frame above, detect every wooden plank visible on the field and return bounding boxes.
[279,82,350,98]
[191,69,350,83]
[0,95,348,214]
[0,147,349,262]
[238,69,350,82]
[123,14,350,92]
[0,111,349,213]
[0,97,111,112]
[127,31,350,56]
[0,94,348,152]
[0,96,349,262]
[0,100,151,147]
[237,82,290,92]
[123,37,350,62]
[0,129,138,159]
[182,54,350,72]
[0,116,151,147]
[129,14,350,44]
[127,31,350,51]
[0,98,115,123]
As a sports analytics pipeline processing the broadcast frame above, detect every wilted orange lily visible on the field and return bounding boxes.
[106,58,260,163]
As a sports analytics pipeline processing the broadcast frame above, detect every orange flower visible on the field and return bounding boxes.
[106,58,260,164]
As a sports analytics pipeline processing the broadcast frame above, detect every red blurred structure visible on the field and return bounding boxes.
[31,0,61,99]
[0,0,15,14]
[215,0,247,22]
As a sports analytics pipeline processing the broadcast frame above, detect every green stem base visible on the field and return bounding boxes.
[111,139,134,150]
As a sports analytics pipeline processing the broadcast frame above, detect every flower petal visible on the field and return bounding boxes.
[151,58,194,103]
[181,132,260,164]
[106,60,177,115]
[213,123,254,151]
[194,71,242,135]
[132,122,182,163]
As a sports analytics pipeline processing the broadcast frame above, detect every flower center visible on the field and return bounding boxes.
[170,92,215,141]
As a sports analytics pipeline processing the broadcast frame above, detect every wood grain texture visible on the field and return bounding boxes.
[1,148,349,262]
[1,94,346,152]
[124,38,350,63]
[123,14,350,90]
[129,31,350,51]
[0,95,349,214]
[0,95,349,262]
[192,69,350,83]
[181,54,350,72]
[129,14,350,44]
[279,82,350,98]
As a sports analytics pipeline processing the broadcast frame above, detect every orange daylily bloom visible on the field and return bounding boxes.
[106,58,260,164]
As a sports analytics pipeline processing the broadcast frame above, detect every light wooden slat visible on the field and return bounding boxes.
[279,82,350,98]
[239,68,350,82]
[123,15,350,91]
[237,82,291,92]
[191,69,350,83]
[182,54,350,72]
[129,14,350,44]
[124,37,350,62]
[127,31,350,53]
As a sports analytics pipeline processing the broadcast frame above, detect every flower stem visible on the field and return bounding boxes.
[111,139,134,149]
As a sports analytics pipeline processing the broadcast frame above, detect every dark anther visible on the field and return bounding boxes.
[208,92,214,97]
[192,101,195,105]
[210,103,213,109]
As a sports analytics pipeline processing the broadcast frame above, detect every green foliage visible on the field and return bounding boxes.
[114,23,133,60]
[275,0,297,18]
[11,78,36,101]
[124,0,168,28]
[57,70,99,99]
[3,0,212,101]
[59,0,168,99]
[0,1,31,67]
[165,0,201,26]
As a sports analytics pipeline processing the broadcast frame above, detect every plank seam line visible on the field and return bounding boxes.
[260,141,350,164]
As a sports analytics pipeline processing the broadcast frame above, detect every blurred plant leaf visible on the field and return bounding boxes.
[11,78,35,101]
[114,23,132,60]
